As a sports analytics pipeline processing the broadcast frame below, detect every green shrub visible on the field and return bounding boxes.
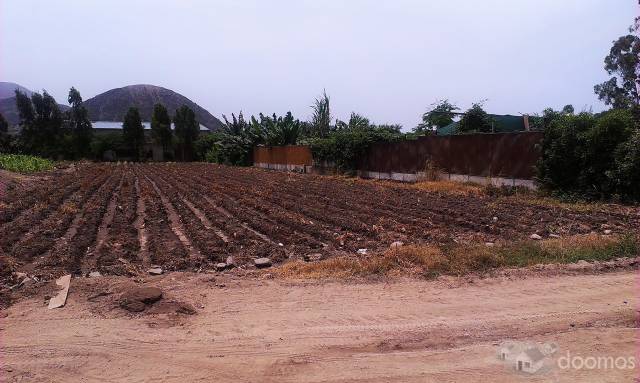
[307,124,403,172]
[537,109,638,201]
[0,153,55,173]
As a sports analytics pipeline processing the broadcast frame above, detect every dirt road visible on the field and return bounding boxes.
[1,271,638,382]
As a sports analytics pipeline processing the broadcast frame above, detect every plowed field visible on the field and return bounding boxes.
[1,163,638,280]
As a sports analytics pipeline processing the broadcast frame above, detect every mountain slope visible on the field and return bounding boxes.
[0,82,69,126]
[84,84,223,131]
[0,82,34,100]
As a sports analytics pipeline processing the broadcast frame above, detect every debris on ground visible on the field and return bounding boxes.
[215,263,227,271]
[357,248,368,255]
[303,253,323,262]
[390,241,404,249]
[88,271,102,278]
[530,234,543,240]
[254,258,272,268]
[147,267,163,275]
[48,275,71,309]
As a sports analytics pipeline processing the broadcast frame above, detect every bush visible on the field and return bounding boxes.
[537,109,638,201]
[0,153,55,173]
[611,129,640,200]
[307,125,403,173]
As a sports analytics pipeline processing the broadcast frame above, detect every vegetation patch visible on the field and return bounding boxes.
[277,234,638,279]
[0,153,55,173]
[411,180,485,196]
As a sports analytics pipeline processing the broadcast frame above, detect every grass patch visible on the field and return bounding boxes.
[0,154,55,173]
[493,195,606,214]
[277,234,638,279]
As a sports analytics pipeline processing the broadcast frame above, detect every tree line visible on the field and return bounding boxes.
[0,16,637,200]
[0,88,201,162]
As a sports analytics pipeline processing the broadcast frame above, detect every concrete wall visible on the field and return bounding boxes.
[357,170,536,189]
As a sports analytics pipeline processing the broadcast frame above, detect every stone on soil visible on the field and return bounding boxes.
[147,267,163,275]
[215,263,227,271]
[530,234,543,240]
[120,286,163,312]
[254,258,272,268]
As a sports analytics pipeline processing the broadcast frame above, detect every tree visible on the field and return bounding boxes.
[15,90,63,157]
[0,112,9,152]
[254,112,301,146]
[174,105,200,161]
[593,25,639,110]
[122,107,144,161]
[561,104,575,115]
[310,90,332,138]
[414,99,459,133]
[336,112,370,130]
[67,87,93,158]
[150,104,173,157]
[0,113,7,134]
[457,102,492,133]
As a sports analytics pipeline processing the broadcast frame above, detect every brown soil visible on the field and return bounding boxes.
[0,270,637,382]
[1,162,638,285]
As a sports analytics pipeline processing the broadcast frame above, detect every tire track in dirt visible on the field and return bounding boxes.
[143,174,202,261]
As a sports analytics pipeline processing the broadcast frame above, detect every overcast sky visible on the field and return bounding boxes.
[1,0,636,129]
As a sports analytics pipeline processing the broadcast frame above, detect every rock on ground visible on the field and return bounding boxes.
[254,258,272,268]
[119,286,163,312]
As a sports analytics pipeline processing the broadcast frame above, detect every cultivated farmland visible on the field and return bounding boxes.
[1,162,639,281]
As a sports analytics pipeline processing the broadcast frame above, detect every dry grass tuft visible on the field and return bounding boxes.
[277,234,638,280]
[60,201,79,214]
[411,180,485,196]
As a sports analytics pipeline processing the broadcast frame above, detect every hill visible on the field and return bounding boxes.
[0,82,69,127]
[0,82,34,100]
[84,84,223,131]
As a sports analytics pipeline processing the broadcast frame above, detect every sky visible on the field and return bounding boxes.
[0,0,637,130]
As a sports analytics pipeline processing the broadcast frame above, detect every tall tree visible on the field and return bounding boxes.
[174,105,199,161]
[150,103,173,157]
[457,102,492,133]
[0,112,9,151]
[67,87,93,158]
[15,90,63,157]
[415,99,459,133]
[311,90,331,138]
[122,107,144,161]
[593,24,639,110]
[0,112,7,134]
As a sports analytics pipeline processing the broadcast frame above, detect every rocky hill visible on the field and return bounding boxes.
[83,84,223,131]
